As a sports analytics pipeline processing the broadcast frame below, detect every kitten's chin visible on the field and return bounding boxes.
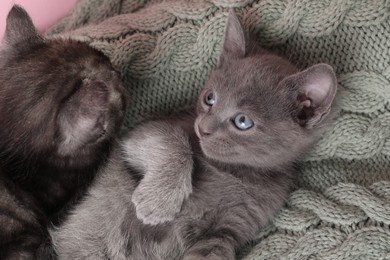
[199,140,238,164]
[200,140,293,170]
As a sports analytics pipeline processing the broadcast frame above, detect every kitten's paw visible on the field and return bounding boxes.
[132,180,191,225]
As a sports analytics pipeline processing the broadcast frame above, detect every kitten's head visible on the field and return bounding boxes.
[0,6,128,168]
[194,10,337,169]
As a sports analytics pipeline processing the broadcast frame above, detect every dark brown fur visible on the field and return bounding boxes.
[0,6,127,259]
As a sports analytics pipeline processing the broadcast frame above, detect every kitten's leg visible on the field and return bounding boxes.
[182,202,262,260]
[122,120,194,225]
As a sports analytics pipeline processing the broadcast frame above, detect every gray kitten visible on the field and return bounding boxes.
[51,10,337,260]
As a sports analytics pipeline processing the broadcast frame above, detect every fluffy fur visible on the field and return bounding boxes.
[51,10,337,260]
[0,6,127,259]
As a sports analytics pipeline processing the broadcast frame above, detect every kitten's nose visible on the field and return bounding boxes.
[198,125,211,137]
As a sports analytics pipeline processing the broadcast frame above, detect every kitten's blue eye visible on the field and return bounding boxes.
[205,91,215,106]
[234,114,254,130]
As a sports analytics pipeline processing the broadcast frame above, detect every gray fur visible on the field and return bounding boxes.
[126,120,193,225]
[51,10,337,259]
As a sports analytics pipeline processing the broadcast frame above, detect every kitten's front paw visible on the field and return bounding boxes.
[132,180,191,225]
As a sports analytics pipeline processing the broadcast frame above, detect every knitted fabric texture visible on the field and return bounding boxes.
[48,0,390,259]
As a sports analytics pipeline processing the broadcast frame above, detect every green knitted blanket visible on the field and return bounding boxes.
[48,0,390,258]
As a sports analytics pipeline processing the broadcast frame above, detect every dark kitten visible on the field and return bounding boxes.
[51,10,337,260]
[0,6,127,259]
[0,174,48,259]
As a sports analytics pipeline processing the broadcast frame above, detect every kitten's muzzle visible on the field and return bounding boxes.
[195,115,216,139]
[198,125,211,137]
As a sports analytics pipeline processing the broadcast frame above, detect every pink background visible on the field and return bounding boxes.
[0,0,78,43]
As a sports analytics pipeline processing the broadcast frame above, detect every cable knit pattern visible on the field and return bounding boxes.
[244,182,390,259]
[48,0,390,258]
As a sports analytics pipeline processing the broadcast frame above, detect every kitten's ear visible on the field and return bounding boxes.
[218,9,246,66]
[286,64,337,128]
[3,5,43,47]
